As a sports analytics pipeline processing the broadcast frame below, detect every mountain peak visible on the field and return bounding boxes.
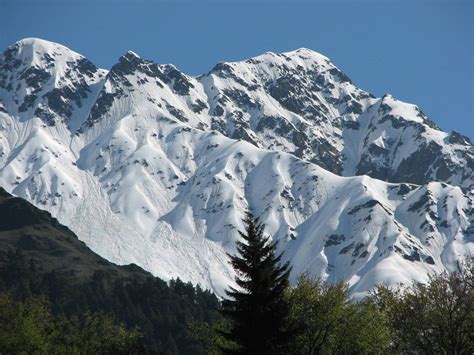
[120,50,141,62]
[285,47,330,60]
[254,47,332,66]
[0,38,104,124]
[207,47,334,79]
[6,37,80,58]
[1,37,86,72]
[110,50,145,78]
[14,37,58,49]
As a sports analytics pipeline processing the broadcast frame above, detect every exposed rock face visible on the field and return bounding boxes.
[0,38,106,130]
[0,38,472,298]
[349,95,473,187]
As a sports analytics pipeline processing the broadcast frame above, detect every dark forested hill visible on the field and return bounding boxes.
[0,188,219,354]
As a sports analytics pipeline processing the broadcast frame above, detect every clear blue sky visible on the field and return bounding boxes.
[2,0,473,139]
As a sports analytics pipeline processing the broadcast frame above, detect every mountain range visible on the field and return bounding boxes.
[0,38,472,297]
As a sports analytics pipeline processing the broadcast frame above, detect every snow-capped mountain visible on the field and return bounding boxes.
[0,38,472,297]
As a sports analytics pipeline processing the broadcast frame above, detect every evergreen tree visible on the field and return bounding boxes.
[220,211,292,355]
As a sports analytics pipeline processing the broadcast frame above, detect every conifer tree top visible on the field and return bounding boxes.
[220,211,292,355]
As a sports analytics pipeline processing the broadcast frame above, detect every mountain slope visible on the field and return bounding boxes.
[0,187,219,354]
[0,186,146,281]
[0,38,472,297]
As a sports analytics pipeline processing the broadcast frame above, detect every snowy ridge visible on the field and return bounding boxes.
[0,38,472,297]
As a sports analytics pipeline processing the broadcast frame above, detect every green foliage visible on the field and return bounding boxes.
[329,299,391,354]
[286,274,391,354]
[0,293,56,354]
[372,264,474,354]
[0,293,141,354]
[187,318,234,355]
[57,312,142,354]
[220,211,292,354]
[0,249,221,354]
[286,274,346,354]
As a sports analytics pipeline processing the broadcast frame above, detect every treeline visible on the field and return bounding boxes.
[0,293,141,354]
[201,212,474,355]
[3,263,472,354]
[0,188,220,354]
[0,249,220,354]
